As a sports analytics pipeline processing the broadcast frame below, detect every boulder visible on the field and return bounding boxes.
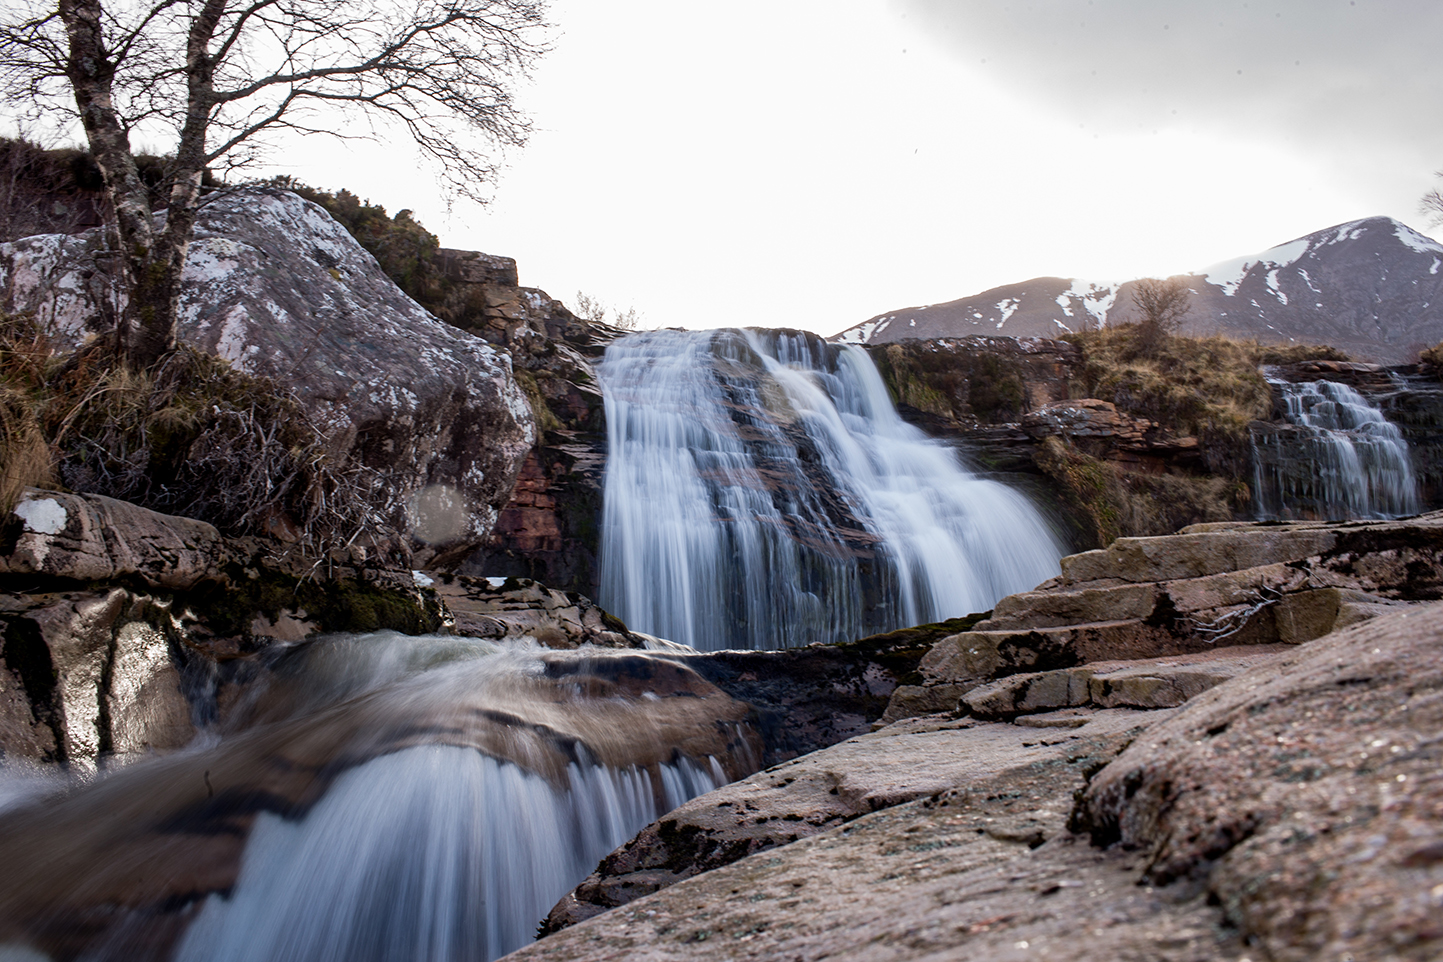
[0,187,536,565]
[0,488,226,590]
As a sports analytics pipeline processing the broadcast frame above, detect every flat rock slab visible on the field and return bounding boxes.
[518,708,1247,962]
[540,708,1171,934]
[962,644,1293,718]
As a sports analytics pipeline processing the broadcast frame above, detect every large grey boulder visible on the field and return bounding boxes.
[0,187,535,564]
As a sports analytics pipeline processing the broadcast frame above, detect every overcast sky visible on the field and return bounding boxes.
[268,0,1443,335]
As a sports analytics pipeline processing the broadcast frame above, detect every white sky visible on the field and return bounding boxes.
[251,1,1443,334]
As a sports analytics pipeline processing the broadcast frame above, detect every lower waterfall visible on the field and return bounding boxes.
[0,634,739,962]
[1252,379,1420,520]
[598,329,1067,650]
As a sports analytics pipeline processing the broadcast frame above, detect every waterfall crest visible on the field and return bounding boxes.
[1252,379,1420,520]
[598,329,1066,650]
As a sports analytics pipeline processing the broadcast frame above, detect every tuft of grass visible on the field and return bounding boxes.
[1064,326,1277,441]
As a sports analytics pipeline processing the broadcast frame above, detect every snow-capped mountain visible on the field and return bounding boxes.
[832,217,1443,364]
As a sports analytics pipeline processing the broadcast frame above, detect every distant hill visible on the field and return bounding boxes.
[832,217,1443,364]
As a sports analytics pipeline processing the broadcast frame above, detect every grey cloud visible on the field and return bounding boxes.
[899,1,1443,195]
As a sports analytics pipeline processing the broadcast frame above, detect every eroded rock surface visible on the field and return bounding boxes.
[1079,602,1443,962]
[540,708,1169,937]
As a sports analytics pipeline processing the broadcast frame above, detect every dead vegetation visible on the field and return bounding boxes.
[0,313,395,558]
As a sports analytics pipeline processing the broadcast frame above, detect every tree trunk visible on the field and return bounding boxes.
[59,0,182,369]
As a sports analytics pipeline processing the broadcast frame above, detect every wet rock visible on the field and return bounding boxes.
[0,187,536,564]
[1078,601,1443,962]
[0,589,195,769]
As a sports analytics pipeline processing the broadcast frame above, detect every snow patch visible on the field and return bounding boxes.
[995,297,1020,329]
[834,318,883,344]
[1394,221,1443,255]
[1203,238,1309,296]
[411,570,435,587]
[1266,269,1287,305]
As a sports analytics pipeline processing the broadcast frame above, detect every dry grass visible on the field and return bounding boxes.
[1065,326,1351,445]
[0,313,396,559]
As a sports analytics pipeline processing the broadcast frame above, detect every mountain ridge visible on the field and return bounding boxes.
[833,216,1443,364]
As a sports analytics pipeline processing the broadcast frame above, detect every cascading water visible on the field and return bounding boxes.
[0,634,740,962]
[1252,379,1420,520]
[598,328,1067,650]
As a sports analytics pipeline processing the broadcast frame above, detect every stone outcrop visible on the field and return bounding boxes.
[0,187,536,566]
[428,249,619,595]
[431,575,654,649]
[881,513,1443,724]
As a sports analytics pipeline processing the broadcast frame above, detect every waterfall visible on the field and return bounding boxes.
[1252,379,1420,520]
[0,634,739,962]
[173,747,719,962]
[598,329,1067,650]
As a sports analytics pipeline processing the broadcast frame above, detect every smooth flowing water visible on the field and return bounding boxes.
[0,635,737,962]
[1252,379,1420,520]
[598,329,1067,650]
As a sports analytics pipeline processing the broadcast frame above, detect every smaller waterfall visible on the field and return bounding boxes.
[1252,379,1420,520]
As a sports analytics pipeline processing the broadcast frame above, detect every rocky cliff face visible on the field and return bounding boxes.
[0,187,536,566]
[836,217,1443,365]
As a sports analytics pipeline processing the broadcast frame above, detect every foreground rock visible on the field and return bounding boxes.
[1079,602,1443,962]
[541,707,1172,935]
[0,187,535,564]
[516,601,1443,962]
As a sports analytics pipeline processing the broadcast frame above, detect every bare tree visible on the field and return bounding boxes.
[0,0,548,368]
[1129,275,1192,352]
[1422,169,1443,228]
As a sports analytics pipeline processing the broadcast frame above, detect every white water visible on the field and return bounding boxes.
[0,634,732,962]
[598,329,1067,650]
[174,746,721,962]
[1253,379,1420,520]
